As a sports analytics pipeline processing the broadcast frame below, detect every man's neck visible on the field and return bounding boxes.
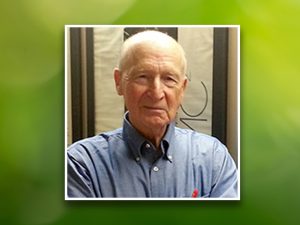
[126,113,169,150]
[144,127,167,150]
[131,124,167,150]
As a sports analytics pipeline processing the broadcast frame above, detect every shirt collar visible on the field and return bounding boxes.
[122,112,175,161]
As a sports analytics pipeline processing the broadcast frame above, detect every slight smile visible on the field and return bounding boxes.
[143,106,166,112]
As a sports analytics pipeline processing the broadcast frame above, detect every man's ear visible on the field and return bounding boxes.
[182,77,188,91]
[114,68,123,95]
[179,77,188,101]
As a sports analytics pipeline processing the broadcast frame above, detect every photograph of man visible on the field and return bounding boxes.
[67,30,238,198]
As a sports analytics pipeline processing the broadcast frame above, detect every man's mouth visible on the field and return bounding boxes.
[143,106,166,112]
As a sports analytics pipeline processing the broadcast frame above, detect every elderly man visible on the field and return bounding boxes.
[67,30,238,198]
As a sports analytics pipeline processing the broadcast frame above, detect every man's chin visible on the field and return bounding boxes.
[144,117,170,128]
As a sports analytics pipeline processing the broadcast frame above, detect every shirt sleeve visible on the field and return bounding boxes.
[209,140,238,198]
[67,146,97,198]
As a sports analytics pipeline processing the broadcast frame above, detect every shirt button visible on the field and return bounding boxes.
[145,143,151,149]
[153,166,159,172]
[135,157,140,162]
[168,155,172,160]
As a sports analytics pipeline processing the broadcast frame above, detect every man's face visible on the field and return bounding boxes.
[115,43,187,133]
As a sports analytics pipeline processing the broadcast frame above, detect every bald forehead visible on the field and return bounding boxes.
[119,30,187,74]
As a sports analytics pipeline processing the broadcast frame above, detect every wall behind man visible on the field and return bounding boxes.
[93,27,125,134]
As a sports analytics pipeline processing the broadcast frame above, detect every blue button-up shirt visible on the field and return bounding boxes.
[67,114,238,198]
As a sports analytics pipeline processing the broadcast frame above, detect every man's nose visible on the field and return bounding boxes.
[147,78,164,100]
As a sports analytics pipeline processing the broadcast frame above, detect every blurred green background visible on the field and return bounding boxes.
[0,0,300,224]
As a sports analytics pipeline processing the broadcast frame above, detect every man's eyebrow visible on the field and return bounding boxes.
[128,63,182,76]
[130,66,153,74]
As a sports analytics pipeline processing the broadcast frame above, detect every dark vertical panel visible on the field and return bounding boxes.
[212,28,228,145]
[70,28,83,143]
[85,28,95,137]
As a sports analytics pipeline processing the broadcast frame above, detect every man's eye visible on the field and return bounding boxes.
[136,74,148,80]
[163,76,178,86]
[134,74,148,84]
[138,75,147,79]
